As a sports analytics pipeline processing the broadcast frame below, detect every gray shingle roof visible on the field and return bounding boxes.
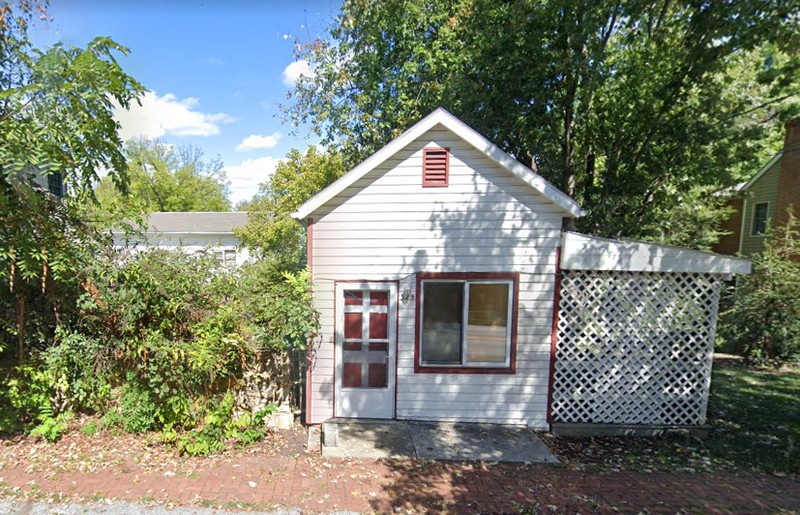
[144,212,248,233]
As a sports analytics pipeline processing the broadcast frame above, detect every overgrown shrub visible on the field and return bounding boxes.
[2,247,317,452]
[721,211,800,364]
[118,377,159,433]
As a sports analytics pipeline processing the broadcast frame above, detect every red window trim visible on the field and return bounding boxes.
[414,272,519,374]
[422,147,450,187]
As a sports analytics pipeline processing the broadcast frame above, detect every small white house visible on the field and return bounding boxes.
[293,108,749,430]
[113,211,250,267]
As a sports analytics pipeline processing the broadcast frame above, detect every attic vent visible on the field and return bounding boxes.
[423,147,449,187]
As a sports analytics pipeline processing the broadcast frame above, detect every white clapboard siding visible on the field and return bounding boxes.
[307,125,565,428]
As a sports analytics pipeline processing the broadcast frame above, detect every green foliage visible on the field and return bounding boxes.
[721,212,800,364]
[238,264,319,351]
[285,0,800,244]
[42,330,113,412]
[2,248,316,451]
[80,419,100,437]
[4,361,56,427]
[173,393,274,456]
[94,138,231,225]
[0,0,143,358]
[30,413,70,442]
[118,378,159,433]
[236,146,345,266]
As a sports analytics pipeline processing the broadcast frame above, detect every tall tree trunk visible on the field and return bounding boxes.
[16,291,25,362]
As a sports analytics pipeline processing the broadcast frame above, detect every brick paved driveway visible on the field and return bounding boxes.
[1,451,798,513]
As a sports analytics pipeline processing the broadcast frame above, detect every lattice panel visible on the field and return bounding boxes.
[552,270,723,426]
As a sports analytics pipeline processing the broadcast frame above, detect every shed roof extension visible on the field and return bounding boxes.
[292,108,586,220]
[561,231,751,275]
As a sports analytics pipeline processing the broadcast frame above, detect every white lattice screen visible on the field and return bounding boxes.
[551,270,723,426]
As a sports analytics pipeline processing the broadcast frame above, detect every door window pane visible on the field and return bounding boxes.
[345,291,363,305]
[343,362,362,387]
[344,312,362,339]
[420,282,463,364]
[369,312,388,339]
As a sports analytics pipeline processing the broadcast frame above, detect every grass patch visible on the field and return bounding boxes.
[704,364,799,473]
[549,361,800,474]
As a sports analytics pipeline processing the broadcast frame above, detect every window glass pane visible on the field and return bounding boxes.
[752,203,768,235]
[466,283,509,363]
[224,251,237,267]
[421,282,463,364]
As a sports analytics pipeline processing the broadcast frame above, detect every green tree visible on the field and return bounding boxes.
[236,146,345,268]
[721,211,800,364]
[95,138,231,218]
[0,0,144,358]
[284,0,800,245]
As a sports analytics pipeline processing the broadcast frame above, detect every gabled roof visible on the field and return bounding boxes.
[292,108,586,220]
[738,152,782,193]
[561,231,751,275]
[144,212,248,234]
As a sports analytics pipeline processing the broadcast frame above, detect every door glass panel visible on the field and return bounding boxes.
[343,362,362,387]
[344,312,362,339]
[341,289,390,389]
[344,291,363,305]
[369,312,388,339]
[466,283,509,363]
[370,291,389,305]
[368,363,387,387]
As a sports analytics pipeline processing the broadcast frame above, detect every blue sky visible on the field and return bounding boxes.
[31,0,342,205]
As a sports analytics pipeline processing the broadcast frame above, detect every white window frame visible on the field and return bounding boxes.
[418,279,514,368]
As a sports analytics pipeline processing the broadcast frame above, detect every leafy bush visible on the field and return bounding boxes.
[721,212,800,364]
[4,360,60,427]
[30,413,71,442]
[80,419,100,437]
[118,378,159,433]
[2,246,318,452]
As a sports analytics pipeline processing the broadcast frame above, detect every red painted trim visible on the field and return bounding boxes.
[306,218,314,270]
[422,147,450,187]
[393,281,400,420]
[413,272,520,375]
[305,346,313,425]
[304,217,314,425]
[546,247,562,425]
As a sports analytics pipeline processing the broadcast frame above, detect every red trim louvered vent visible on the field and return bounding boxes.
[422,147,449,187]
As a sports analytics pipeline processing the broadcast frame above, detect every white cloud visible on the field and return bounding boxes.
[204,57,225,66]
[282,60,315,86]
[114,91,236,140]
[223,156,281,205]
[236,132,281,152]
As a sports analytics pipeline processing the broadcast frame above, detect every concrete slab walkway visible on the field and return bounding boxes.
[320,419,559,463]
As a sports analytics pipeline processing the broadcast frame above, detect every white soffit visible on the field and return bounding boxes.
[292,108,586,220]
[560,231,751,275]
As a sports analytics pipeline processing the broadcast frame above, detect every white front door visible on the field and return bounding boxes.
[334,282,397,419]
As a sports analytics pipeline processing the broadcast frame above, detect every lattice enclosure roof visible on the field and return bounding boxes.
[551,270,722,426]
